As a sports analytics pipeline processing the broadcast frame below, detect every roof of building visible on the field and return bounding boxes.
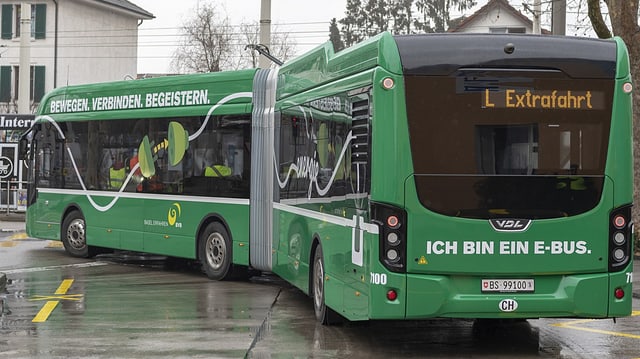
[95,0,154,19]
[448,0,549,34]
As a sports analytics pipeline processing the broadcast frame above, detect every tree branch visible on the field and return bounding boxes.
[587,0,612,38]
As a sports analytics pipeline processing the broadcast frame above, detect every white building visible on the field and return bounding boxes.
[449,0,549,34]
[0,0,153,113]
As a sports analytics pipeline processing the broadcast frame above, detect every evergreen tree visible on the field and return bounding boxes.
[329,18,345,52]
[415,0,476,33]
[336,0,476,47]
[339,0,366,47]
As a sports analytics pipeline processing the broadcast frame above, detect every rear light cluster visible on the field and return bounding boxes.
[609,205,633,272]
[372,202,407,273]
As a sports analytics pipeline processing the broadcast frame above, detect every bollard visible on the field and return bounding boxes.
[0,272,5,315]
[5,179,8,215]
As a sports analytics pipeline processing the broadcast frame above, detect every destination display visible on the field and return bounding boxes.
[483,88,603,110]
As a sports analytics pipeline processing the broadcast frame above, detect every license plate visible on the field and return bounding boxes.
[481,279,534,293]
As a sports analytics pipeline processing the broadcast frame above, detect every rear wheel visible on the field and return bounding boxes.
[312,245,342,325]
[61,210,90,258]
[199,222,234,280]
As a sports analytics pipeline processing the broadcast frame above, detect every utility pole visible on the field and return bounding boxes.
[551,0,566,35]
[532,0,541,34]
[18,3,31,113]
[259,0,271,69]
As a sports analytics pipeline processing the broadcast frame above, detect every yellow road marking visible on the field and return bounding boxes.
[46,241,63,248]
[31,279,82,323]
[552,311,640,340]
[8,232,28,240]
[2,233,61,248]
[30,294,83,301]
[55,279,74,294]
[32,301,59,323]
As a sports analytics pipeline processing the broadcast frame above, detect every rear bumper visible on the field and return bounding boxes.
[399,264,633,319]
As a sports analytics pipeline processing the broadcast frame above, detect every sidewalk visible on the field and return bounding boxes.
[1,213,25,293]
[0,213,25,233]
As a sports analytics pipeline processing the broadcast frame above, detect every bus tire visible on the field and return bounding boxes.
[198,222,233,280]
[61,210,90,258]
[312,245,342,325]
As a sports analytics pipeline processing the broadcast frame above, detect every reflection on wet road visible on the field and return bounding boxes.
[1,238,639,358]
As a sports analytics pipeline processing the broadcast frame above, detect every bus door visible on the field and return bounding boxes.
[25,122,67,237]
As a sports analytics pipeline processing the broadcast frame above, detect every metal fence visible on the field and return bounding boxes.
[0,180,26,214]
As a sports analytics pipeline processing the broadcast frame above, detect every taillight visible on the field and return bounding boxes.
[372,202,407,273]
[386,289,398,301]
[609,205,632,272]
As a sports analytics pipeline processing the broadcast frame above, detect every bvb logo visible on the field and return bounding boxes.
[168,203,182,226]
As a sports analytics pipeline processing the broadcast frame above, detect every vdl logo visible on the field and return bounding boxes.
[489,219,531,232]
[168,202,182,228]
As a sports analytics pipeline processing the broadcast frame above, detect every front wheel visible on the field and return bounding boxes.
[199,222,234,280]
[61,210,90,258]
[312,245,342,325]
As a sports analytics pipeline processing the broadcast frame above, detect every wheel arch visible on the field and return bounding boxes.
[195,212,233,256]
[308,233,322,297]
[60,203,83,238]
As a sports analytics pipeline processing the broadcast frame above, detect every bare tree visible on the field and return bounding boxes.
[238,23,297,69]
[171,3,233,73]
[587,0,640,252]
[171,3,297,72]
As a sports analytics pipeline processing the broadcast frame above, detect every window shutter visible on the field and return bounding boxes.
[0,66,11,102]
[34,4,46,39]
[1,5,12,40]
[33,66,45,102]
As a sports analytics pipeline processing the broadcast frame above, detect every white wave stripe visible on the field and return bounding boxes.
[188,92,252,141]
[274,129,356,199]
[314,131,355,196]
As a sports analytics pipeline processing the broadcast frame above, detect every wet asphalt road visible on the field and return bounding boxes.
[1,232,639,358]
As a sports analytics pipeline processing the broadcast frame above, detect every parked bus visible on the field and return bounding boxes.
[20,33,634,324]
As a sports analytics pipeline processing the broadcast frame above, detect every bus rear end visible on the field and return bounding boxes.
[380,35,633,319]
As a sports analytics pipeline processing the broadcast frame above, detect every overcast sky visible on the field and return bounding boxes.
[131,0,591,74]
[132,0,349,73]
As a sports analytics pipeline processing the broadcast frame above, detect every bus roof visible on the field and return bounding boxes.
[277,32,403,99]
[37,69,258,118]
[393,34,619,79]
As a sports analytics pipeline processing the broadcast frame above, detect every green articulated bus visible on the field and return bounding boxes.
[20,32,634,324]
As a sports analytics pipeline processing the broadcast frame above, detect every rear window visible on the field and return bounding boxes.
[405,70,614,219]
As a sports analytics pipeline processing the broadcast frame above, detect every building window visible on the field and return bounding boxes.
[0,65,45,103]
[490,27,526,34]
[1,4,46,40]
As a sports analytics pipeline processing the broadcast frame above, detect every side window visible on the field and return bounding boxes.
[56,119,140,191]
[34,122,63,189]
[278,111,313,199]
[62,121,87,189]
[278,93,359,200]
[182,114,252,198]
[33,115,252,197]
